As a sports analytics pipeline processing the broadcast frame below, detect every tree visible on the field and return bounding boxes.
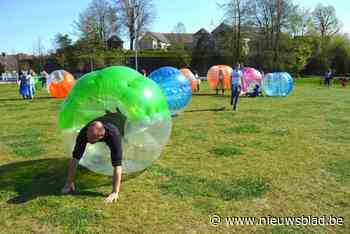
[73,0,119,71]
[53,34,73,70]
[56,53,67,69]
[251,0,296,69]
[33,37,46,71]
[313,4,340,39]
[220,0,252,62]
[272,0,296,64]
[289,37,312,76]
[0,62,5,74]
[289,7,313,37]
[169,22,187,50]
[54,33,72,50]
[115,0,155,50]
[310,4,341,73]
[328,34,350,74]
[173,22,186,34]
[75,0,119,49]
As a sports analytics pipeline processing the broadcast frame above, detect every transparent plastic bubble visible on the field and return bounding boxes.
[63,118,171,175]
[149,66,192,115]
[207,65,233,90]
[262,72,294,96]
[59,66,172,175]
[180,68,198,92]
[48,70,75,98]
[242,67,263,94]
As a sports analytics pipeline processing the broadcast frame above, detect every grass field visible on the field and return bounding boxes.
[0,78,349,234]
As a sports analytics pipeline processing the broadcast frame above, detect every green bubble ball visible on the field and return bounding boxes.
[59,66,172,175]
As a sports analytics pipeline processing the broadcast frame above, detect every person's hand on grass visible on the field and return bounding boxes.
[61,183,75,194]
[104,192,118,203]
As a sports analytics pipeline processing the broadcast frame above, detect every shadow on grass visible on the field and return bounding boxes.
[185,107,226,113]
[0,158,137,204]
[192,93,228,97]
[0,96,55,102]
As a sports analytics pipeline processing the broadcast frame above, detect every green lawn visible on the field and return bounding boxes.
[0,78,349,233]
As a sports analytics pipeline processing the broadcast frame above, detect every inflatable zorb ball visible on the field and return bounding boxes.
[48,70,76,98]
[180,68,198,92]
[59,66,172,175]
[207,65,232,90]
[149,66,192,115]
[242,67,262,94]
[262,72,294,97]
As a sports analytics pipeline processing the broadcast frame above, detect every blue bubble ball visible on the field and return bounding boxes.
[262,72,294,97]
[149,66,192,115]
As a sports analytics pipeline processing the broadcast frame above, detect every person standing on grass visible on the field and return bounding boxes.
[324,69,332,87]
[27,70,35,99]
[216,69,225,95]
[62,108,126,203]
[194,71,200,92]
[19,71,30,99]
[40,70,49,88]
[340,74,348,87]
[230,63,244,111]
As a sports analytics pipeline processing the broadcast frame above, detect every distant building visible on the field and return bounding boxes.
[163,33,194,50]
[107,35,124,49]
[211,23,232,52]
[0,54,18,72]
[138,23,251,52]
[138,32,172,50]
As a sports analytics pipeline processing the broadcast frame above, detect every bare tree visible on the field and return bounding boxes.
[221,0,252,62]
[313,4,340,39]
[173,22,186,34]
[75,0,119,49]
[170,22,187,50]
[115,0,155,50]
[33,37,46,70]
[289,7,313,37]
[252,0,295,65]
[274,0,295,62]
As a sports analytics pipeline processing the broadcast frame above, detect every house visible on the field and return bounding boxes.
[107,35,124,49]
[192,28,212,50]
[139,31,205,51]
[162,33,194,50]
[0,54,18,72]
[138,26,230,51]
[138,23,253,53]
[211,23,232,52]
[138,32,171,50]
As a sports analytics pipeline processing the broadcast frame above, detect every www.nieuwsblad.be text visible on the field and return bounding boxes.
[209,215,344,226]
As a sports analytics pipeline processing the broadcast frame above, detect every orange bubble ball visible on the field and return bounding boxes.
[207,65,233,90]
[48,70,76,98]
[180,68,198,92]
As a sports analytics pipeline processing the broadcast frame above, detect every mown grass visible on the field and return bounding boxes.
[0,78,349,233]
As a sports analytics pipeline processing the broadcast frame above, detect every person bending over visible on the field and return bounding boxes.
[62,108,126,203]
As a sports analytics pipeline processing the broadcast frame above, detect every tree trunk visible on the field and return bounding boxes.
[237,4,241,62]
[130,37,134,50]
